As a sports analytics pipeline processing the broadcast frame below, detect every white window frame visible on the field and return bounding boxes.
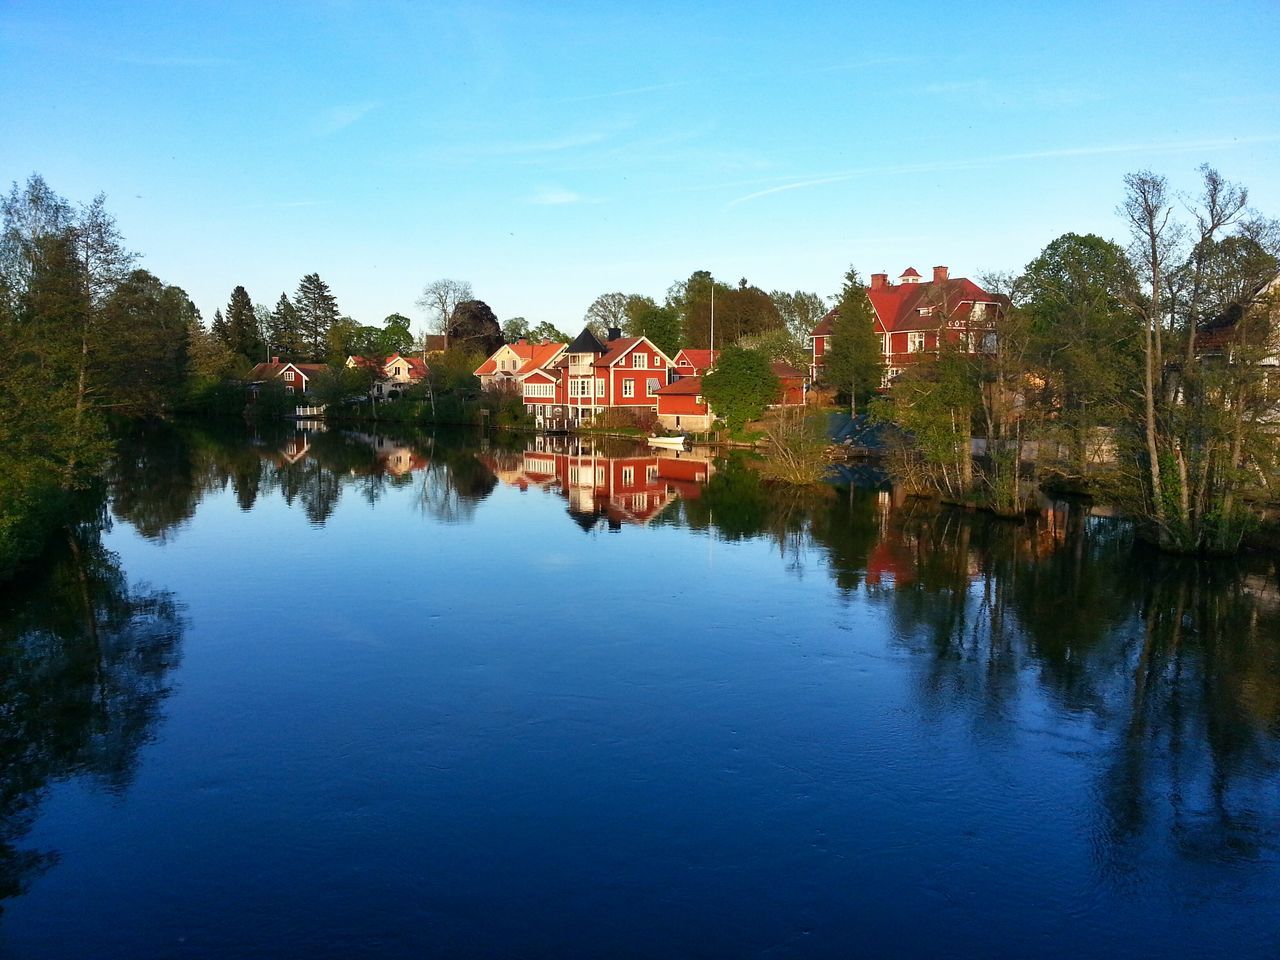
[623,378,635,398]
[646,378,661,397]
[622,466,634,485]
[631,353,646,368]
[595,378,605,397]
[907,332,926,353]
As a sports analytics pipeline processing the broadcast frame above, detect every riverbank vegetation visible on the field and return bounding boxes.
[2,161,1278,582]
[863,166,1278,552]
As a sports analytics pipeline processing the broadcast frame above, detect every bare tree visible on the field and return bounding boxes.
[583,291,628,337]
[416,278,473,338]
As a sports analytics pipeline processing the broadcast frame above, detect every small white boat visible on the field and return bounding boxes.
[647,435,688,449]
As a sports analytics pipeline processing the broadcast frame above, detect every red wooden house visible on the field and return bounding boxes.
[810,266,1008,386]
[672,348,717,378]
[523,328,676,430]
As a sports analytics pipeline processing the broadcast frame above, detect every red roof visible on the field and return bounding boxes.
[899,267,921,278]
[516,342,566,376]
[810,309,836,338]
[869,276,1005,333]
[593,336,643,367]
[655,376,702,396]
[770,360,805,380]
[674,348,717,370]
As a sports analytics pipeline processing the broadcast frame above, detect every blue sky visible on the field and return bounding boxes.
[3,0,1278,333]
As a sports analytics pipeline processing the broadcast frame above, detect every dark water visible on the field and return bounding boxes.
[2,422,1278,959]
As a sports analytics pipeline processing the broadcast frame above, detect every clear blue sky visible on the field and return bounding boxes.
[3,0,1278,333]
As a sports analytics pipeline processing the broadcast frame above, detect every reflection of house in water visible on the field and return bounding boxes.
[482,437,716,530]
[252,421,327,466]
[344,432,431,476]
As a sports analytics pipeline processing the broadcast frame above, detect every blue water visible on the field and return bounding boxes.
[1,425,1277,958]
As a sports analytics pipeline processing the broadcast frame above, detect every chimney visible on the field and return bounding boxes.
[933,265,949,284]
[271,355,280,364]
[870,273,888,291]
[607,326,622,341]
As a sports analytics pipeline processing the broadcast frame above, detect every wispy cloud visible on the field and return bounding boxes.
[113,53,236,67]
[316,102,379,136]
[526,186,598,206]
[558,81,688,104]
[425,130,614,164]
[725,135,1280,207]
[815,56,920,73]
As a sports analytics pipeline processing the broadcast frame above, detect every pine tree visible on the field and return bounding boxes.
[293,273,339,360]
[823,267,884,414]
[210,308,230,347]
[267,292,301,358]
[225,285,261,363]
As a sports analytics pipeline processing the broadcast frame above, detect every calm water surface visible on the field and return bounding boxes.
[2,423,1278,959]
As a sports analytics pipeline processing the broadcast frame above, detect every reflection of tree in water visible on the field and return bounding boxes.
[416,449,496,525]
[871,501,1280,871]
[0,511,185,914]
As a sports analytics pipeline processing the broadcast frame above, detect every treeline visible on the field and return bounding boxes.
[861,165,1279,554]
[0,175,202,577]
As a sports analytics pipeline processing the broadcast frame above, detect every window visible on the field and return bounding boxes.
[647,378,660,396]
[882,334,889,355]
[632,353,646,368]
[647,465,658,481]
[285,385,295,395]
[907,332,926,353]
[980,332,998,353]
[695,395,703,404]
[918,306,934,316]
[622,466,634,485]
[623,378,635,398]
[284,370,295,381]
[596,378,605,397]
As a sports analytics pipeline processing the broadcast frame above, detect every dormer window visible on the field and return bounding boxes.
[918,306,934,316]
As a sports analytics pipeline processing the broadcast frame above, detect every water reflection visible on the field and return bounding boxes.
[481,435,717,530]
[0,506,185,914]
[4,424,1278,938]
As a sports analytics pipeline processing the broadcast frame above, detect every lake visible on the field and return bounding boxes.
[1,421,1278,959]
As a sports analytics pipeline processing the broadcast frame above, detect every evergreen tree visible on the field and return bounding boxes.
[823,267,884,414]
[210,308,230,347]
[267,292,301,358]
[98,271,193,416]
[225,285,261,363]
[293,273,339,360]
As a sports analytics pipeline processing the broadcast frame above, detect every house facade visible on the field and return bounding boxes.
[522,328,676,430]
[346,352,429,399]
[672,348,717,378]
[655,377,712,432]
[475,339,565,388]
[810,266,1008,386]
[246,358,326,395]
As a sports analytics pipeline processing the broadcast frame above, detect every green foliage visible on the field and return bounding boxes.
[873,346,980,502]
[225,285,261,363]
[266,293,301,357]
[822,267,884,412]
[446,300,502,357]
[429,345,484,395]
[678,272,784,349]
[529,320,569,342]
[701,344,779,429]
[623,296,682,357]
[738,327,809,369]
[501,316,530,341]
[293,272,340,360]
[770,289,828,343]
[1018,233,1140,477]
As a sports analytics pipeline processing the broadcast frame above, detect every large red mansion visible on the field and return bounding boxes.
[810,266,1009,386]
